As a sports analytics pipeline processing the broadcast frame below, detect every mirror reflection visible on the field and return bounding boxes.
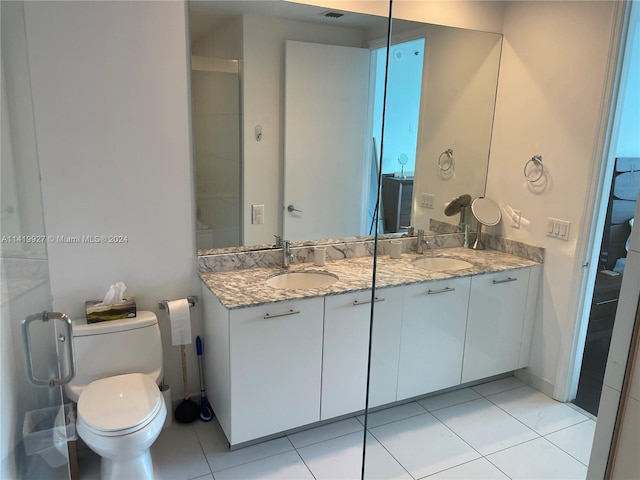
[189,0,502,253]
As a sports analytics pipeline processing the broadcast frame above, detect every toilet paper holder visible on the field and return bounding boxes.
[158,296,198,310]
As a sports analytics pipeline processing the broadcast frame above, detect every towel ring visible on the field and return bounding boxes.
[438,149,454,172]
[524,155,544,183]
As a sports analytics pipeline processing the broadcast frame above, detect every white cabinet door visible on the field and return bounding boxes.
[322,287,403,420]
[397,277,471,400]
[462,269,531,384]
[229,297,324,445]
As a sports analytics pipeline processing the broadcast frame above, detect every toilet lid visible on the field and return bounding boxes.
[77,373,162,433]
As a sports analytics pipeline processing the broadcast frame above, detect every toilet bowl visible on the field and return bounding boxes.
[65,312,166,479]
[76,373,167,480]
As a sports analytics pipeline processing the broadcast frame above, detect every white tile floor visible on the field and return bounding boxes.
[77,377,595,480]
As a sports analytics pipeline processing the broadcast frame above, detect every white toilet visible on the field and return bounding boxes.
[65,311,167,480]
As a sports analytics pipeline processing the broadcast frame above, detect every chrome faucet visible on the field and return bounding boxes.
[416,229,430,254]
[282,240,293,268]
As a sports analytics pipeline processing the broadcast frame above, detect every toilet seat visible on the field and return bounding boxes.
[77,373,163,437]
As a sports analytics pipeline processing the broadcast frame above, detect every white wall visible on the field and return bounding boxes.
[23,1,201,400]
[486,1,619,394]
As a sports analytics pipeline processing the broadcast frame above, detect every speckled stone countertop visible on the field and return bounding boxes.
[200,247,540,310]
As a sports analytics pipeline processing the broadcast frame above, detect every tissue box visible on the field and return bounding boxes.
[85,297,136,323]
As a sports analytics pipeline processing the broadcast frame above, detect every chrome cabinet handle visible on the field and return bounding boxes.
[492,277,518,285]
[427,287,456,295]
[264,309,300,319]
[22,311,75,387]
[352,297,385,306]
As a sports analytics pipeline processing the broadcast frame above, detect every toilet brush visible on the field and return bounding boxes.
[174,344,200,423]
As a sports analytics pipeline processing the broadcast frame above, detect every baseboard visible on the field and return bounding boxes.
[525,369,555,398]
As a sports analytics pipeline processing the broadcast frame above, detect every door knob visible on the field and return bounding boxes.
[287,204,302,213]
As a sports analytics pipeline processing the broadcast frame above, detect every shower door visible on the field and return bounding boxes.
[1,2,73,479]
[191,55,242,250]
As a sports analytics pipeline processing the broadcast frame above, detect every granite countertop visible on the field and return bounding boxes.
[199,247,540,310]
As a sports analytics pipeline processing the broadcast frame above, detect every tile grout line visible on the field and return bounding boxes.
[542,427,593,467]
[289,448,319,480]
[482,387,592,438]
[365,427,419,480]
[191,423,217,478]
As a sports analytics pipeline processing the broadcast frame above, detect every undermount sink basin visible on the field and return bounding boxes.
[412,257,473,271]
[266,270,339,289]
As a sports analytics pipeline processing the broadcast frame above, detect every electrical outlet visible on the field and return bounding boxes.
[510,209,522,229]
[420,193,434,209]
[252,204,264,225]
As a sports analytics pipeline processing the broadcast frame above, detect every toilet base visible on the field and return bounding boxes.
[100,449,155,480]
[76,400,166,480]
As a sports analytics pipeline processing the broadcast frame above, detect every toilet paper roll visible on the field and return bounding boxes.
[161,385,173,430]
[168,299,192,346]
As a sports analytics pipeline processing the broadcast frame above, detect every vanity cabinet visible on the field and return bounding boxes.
[397,277,471,400]
[461,269,531,383]
[202,260,541,447]
[321,287,403,420]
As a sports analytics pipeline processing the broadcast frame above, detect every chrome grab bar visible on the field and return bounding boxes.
[21,311,76,387]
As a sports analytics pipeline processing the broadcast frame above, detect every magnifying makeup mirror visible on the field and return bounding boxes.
[470,197,501,250]
[444,193,472,224]
[398,153,409,178]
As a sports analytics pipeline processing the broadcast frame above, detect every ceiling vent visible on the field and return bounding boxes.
[320,11,345,20]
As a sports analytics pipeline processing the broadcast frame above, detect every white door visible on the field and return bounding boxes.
[462,270,531,384]
[321,287,403,420]
[229,298,324,444]
[284,40,370,241]
[397,277,471,400]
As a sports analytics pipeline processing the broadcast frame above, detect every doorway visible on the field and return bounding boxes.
[371,38,425,234]
[574,158,639,415]
[571,4,640,416]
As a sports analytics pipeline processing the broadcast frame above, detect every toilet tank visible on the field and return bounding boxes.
[64,311,163,402]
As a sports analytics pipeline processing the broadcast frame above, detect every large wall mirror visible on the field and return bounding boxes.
[189,0,502,253]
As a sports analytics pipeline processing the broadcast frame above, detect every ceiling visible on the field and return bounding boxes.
[188,0,389,44]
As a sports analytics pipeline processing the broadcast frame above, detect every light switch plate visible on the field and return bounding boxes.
[420,193,434,209]
[546,217,570,241]
[252,204,264,225]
